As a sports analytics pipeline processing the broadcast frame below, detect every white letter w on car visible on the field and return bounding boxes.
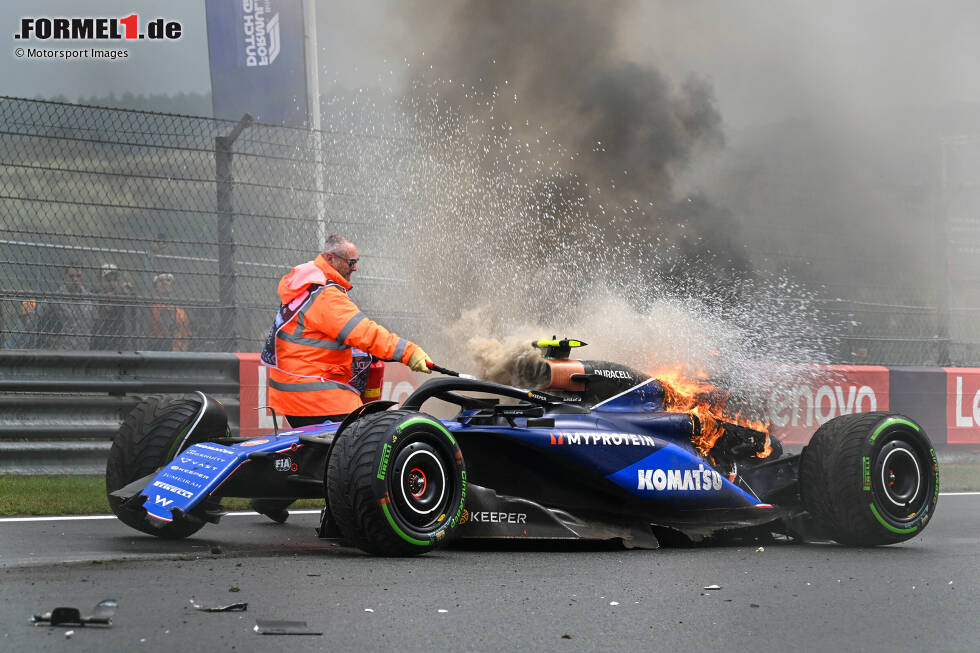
[154,495,174,507]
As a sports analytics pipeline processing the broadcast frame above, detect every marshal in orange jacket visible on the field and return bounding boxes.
[266,254,420,417]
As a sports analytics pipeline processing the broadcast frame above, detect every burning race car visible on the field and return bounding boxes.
[107,339,940,555]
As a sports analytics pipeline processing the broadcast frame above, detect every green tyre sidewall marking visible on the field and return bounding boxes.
[868,416,919,444]
[397,416,457,446]
[372,414,466,548]
[869,503,918,535]
[863,415,936,535]
[382,502,431,546]
[165,423,193,461]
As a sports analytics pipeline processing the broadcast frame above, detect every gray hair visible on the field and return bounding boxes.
[322,234,353,257]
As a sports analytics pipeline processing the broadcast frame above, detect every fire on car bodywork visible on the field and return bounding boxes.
[527,339,774,469]
[652,364,773,460]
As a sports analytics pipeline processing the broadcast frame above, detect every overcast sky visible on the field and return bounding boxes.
[4,1,979,123]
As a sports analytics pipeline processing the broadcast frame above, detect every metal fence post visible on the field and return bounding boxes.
[936,139,952,366]
[215,114,253,352]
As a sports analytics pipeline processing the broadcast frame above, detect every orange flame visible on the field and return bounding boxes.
[651,364,771,459]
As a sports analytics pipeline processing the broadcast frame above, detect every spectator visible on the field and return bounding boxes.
[118,275,144,349]
[35,263,95,350]
[91,263,125,350]
[4,299,38,348]
[143,231,169,294]
[147,273,191,351]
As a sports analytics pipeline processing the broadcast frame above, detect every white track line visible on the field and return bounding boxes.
[2,495,979,523]
[0,509,322,524]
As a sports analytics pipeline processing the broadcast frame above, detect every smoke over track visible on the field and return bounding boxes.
[321,1,841,405]
[399,0,741,267]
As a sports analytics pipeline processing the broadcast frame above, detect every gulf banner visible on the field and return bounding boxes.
[205,0,309,127]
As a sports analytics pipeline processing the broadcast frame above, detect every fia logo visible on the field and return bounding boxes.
[274,457,291,472]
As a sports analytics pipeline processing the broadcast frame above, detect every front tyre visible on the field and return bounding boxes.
[106,395,210,539]
[799,411,939,546]
[326,410,466,556]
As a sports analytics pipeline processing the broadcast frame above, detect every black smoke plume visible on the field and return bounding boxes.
[401,0,747,274]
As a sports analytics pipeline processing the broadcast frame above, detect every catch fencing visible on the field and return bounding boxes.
[0,95,420,356]
[0,95,978,365]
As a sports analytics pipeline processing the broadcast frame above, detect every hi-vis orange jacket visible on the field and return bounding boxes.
[266,254,419,417]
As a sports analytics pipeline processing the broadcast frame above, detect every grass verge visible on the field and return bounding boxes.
[0,466,977,517]
[938,464,980,492]
[0,475,324,516]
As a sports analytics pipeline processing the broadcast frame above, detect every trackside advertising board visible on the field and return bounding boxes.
[945,367,980,444]
[233,356,980,447]
[769,366,890,444]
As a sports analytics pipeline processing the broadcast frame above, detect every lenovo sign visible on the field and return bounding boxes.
[768,366,890,444]
[946,368,980,444]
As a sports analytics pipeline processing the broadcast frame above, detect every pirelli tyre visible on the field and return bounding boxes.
[105,394,212,539]
[326,409,467,556]
[799,411,939,546]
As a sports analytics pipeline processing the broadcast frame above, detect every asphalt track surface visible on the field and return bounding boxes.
[1,494,978,653]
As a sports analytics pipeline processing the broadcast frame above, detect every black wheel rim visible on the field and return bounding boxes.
[873,438,926,522]
[390,441,450,529]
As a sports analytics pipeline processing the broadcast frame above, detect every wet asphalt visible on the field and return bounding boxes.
[1,495,978,652]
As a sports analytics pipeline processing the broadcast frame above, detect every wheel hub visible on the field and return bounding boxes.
[875,440,924,517]
[390,442,449,528]
[408,468,427,498]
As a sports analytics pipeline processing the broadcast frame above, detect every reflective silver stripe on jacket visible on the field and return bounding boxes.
[392,337,408,362]
[277,331,350,350]
[276,284,351,350]
[337,312,366,343]
[268,378,359,394]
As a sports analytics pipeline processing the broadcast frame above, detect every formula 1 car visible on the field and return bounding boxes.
[107,341,940,556]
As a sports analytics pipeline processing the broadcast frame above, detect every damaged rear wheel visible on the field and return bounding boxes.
[799,411,939,546]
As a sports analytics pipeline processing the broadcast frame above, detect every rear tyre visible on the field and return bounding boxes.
[105,395,210,539]
[326,410,466,556]
[799,411,939,546]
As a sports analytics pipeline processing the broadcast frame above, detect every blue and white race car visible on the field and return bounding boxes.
[107,341,940,556]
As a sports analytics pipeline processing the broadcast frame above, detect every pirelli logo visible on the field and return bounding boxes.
[377,442,392,480]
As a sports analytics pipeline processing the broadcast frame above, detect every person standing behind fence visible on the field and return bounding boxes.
[35,263,95,350]
[143,232,169,294]
[90,263,126,350]
[3,299,38,348]
[118,275,144,349]
[147,273,191,351]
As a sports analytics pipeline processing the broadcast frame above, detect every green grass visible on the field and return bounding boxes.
[939,464,980,492]
[0,475,324,516]
[0,475,111,516]
[0,466,977,516]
